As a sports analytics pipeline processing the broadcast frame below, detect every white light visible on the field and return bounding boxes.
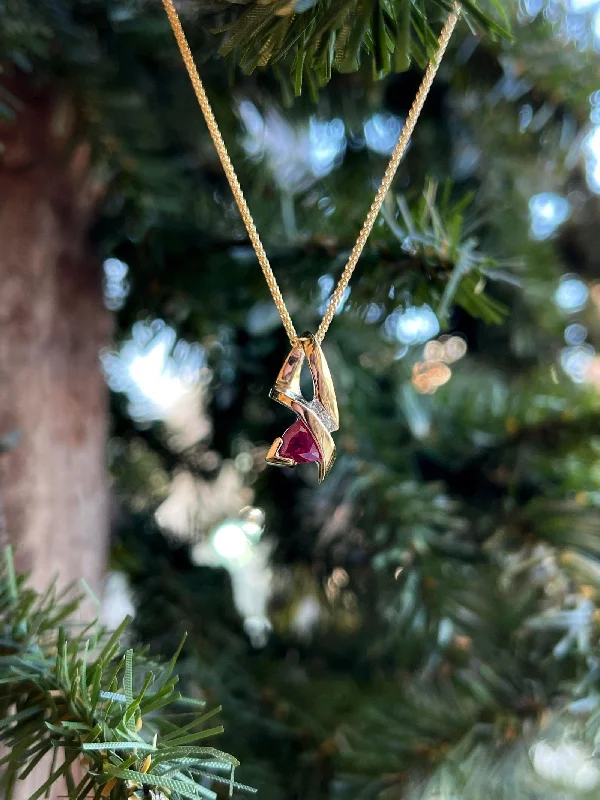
[574,762,600,792]
[238,99,264,140]
[243,615,272,648]
[212,522,251,562]
[308,117,346,177]
[101,320,206,423]
[290,595,321,639]
[522,0,543,15]
[532,741,560,783]
[240,505,266,536]
[531,739,600,790]
[560,344,595,383]
[364,303,384,323]
[364,113,403,156]
[571,0,599,10]
[239,102,346,192]
[102,572,135,630]
[529,192,570,240]
[318,273,350,315]
[103,257,129,311]
[318,274,335,298]
[127,339,186,410]
[584,125,600,193]
[388,304,440,345]
[437,618,454,646]
[564,323,587,345]
[242,521,263,538]
[554,276,589,312]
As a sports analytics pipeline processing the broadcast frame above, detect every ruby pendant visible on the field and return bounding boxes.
[279,420,322,463]
[266,332,339,482]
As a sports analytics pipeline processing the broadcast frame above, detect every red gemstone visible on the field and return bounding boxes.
[279,420,321,463]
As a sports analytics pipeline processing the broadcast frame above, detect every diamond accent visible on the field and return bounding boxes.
[306,399,336,432]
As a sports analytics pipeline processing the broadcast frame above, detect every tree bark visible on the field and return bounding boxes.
[0,77,110,598]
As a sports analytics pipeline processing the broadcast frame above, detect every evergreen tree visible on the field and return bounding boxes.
[1,1,600,799]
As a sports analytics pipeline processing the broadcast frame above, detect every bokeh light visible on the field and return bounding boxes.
[531,740,600,792]
[584,117,600,194]
[103,257,130,311]
[364,112,403,156]
[412,361,452,394]
[209,507,266,566]
[102,320,208,423]
[239,505,266,538]
[385,304,440,346]
[560,344,595,383]
[554,275,589,312]
[564,323,588,345]
[309,117,346,177]
[212,521,253,562]
[318,273,350,316]
[529,192,570,240]
[412,335,468,394]
[238,101,346,193]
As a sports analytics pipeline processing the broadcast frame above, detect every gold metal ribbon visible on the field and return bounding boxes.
[266,333,339,482]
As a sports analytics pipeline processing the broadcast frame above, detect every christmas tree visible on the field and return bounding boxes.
[1,1,600,798]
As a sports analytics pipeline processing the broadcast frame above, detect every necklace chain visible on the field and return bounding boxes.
[161,0,461,346]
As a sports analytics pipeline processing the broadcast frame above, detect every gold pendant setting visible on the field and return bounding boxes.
[266,333,339,482]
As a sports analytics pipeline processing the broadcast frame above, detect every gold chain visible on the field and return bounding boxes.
[161,0,461,345]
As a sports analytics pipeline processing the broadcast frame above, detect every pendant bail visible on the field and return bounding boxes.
[266,332,339,482]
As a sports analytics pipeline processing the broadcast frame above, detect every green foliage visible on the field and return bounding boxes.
[374,180,512,325]
[0,0,510,107]
[1,1,599,799]
[213,0,510,96]
[0,549,253,800]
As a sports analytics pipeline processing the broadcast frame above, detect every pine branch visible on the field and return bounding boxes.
[111,178,513,336]
[375,180,513,325]
[208,0,511,96]
[0,548,255,800]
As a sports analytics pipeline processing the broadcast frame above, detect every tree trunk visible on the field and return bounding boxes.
[0,77,110,599]
[0,74,110,800]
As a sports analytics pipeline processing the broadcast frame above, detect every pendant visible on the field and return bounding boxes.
[266,332,339,482]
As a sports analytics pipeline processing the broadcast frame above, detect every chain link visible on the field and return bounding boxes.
[161,0,461,345]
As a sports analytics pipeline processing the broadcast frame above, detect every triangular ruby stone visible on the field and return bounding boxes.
[279,419,321,463]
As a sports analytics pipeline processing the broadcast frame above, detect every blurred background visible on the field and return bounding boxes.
[1,0,600,797]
